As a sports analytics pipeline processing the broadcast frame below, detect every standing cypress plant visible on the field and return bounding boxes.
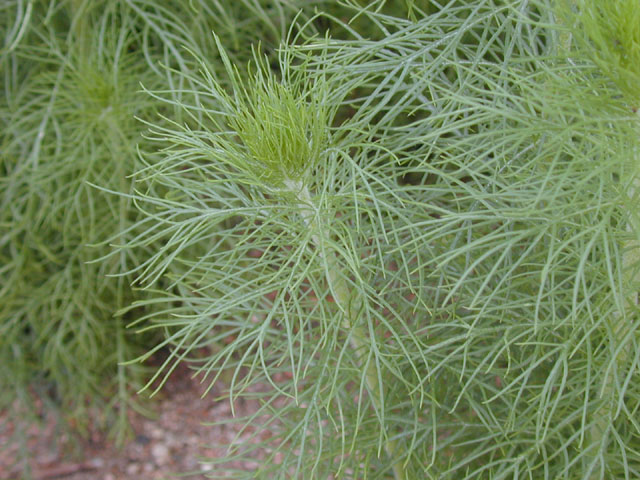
[0,0,251,445]
[0,0,167,446]
[556,1,640,477]
[1,0,332,468]
[3,0,637,478]
[114,0,640,478]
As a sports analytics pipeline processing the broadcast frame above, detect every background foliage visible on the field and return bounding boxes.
[1,1,639,479]
[0,0,324,460]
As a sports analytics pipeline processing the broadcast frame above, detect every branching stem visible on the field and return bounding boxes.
[590,176,639,478]
[290,179,405,480]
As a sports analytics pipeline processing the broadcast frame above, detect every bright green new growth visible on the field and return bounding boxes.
[229,56,330,187]
[559,1,640,473]
[560,0,640,107]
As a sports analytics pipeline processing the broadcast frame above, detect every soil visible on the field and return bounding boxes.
[0,363,267,480]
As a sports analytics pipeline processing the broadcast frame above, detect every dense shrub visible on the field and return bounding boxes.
[1,1,639,478]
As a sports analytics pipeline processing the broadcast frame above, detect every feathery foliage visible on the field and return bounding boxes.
[0,0,322,447]
[105,1,640,478]
[2,0,639,479]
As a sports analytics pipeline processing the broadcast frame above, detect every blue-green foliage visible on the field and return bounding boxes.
[2,1,639,479]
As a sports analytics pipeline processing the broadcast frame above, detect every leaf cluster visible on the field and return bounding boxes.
[2,1,640,480]
[108,1,640,479]
[0,0,328,453]
[558,0,640,108]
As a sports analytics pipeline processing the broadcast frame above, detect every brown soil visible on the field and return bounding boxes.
[0,364,267,480]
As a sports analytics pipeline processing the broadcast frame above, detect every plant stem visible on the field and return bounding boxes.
[290,180,405,480]
[107,116,133,445]
[589,177,639,478]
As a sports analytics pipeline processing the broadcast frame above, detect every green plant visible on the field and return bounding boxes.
[0,0,335,464]
[2,0,639,479]
[558,0,640,109]
[1,0,165,446]
[107,1,640,478]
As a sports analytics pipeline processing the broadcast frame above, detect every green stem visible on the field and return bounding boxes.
[291,180,405,480]
[589,178,639,478]
[107,118,132,445]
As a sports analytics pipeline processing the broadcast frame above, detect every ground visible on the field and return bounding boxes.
[0,363,269,480]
